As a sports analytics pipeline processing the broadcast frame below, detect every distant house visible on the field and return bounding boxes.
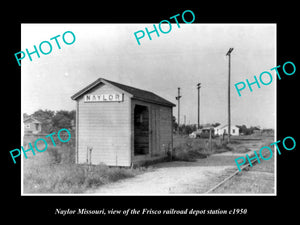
[253,129,262,135]
[24,117,42,134]
[214,124,239,136]
[261,128,274,136]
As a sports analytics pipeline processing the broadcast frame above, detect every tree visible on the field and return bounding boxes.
[212,122,221,127]
[182,124,197,135]
[32,109,55,120]
[236,124,260,135]
[237,125,248,135]
[32,109,55,133]
[23,113,30,120]
[249,126,260,134]
[52,110,76,131]
[29,109,76,133]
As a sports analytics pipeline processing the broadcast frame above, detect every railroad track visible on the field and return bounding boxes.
[204,150,271,194]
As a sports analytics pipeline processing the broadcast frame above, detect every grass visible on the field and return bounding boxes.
[23,134,274,194]
[210,137,275,194]
[225,135,275,154]
[211,157,275,194]
[23,135,144,194]
[23,134,232,193]
[172,134,233,162]
[23,162,141,193]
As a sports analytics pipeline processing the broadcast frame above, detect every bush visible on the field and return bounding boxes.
[173,149,208,162]
[172,135,233,162]
[46,144,75,164]
[172,137,208,161]
[213,142,234,152]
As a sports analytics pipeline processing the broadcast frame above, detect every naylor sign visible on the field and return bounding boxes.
[84,93,123,102]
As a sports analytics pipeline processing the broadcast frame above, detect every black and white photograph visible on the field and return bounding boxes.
[21,23,276,195]
[4,5,298,220]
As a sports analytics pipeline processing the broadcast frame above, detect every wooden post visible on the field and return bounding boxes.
[175,87,182,134]
[86,146,89,164]
[209,129,212,152]
[178,87,180,133]
[228,53,231,143]
[226,48,234,143]
[197,83,201,129]
[89,148,92,165]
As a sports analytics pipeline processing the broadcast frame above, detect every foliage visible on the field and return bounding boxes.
[23,129,144,193]
[211,122,221,127]
[23,162,139,193]
[31,109,55,133]
[236,125,260,135]
[52,110,76,131]
[173,118,221,135]
[24,109,75,133]
[172,116,197,135]
[178,124,197,135]
[172,134,231,162]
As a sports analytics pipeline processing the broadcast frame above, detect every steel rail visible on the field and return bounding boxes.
[205,151,269,194]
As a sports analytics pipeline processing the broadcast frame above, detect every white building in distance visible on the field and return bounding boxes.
[214,124,239,136]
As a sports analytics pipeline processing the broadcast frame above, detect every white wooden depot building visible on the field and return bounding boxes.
[71,78,175,167]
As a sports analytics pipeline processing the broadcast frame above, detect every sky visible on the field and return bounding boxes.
[21,23,276,129]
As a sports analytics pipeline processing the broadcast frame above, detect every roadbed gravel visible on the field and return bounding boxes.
[87,150,256,195]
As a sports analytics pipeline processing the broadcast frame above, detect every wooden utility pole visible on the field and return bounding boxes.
[209,128,212,152]
[197,83,201,129]
[175,87,182,134]
[226,48,234,143]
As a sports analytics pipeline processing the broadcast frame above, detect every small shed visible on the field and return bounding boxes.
[24,117,42,134]
[71,78,175,167]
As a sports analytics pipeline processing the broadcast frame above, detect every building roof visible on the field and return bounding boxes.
[23,117,42,124]
[71,78,176,107]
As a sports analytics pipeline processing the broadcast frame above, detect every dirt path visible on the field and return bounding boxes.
[87,149,258,195]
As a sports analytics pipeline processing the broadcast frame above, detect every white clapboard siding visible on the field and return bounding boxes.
[77,84,131,166]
